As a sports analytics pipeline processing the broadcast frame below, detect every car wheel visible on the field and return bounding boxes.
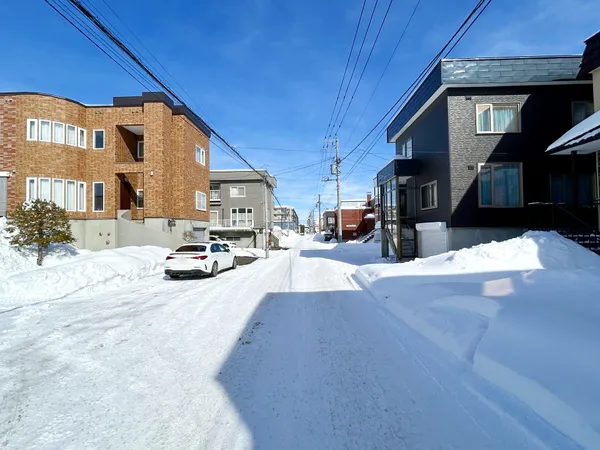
[232,257,237,269]
[169,274,180,279]
[211,262,218,277]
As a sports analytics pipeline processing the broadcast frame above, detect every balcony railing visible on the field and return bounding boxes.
[210,190,221,202]
[210,218,255,228]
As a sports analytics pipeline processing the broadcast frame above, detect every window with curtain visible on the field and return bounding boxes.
[39,120,51,142]
[550,173,596,206]
[78,182,86,211]
[479,163,522,207]
[27,119,37,141]
[66,180,76,211]
[231,207,253,226]
[26,178,37,201]
[39,178,51,201]
[53,122,65,144]
[476,104,520,133]
[572,101,594,126]
[195,145,205,165]
[78,128,87,149]
[230,186,246,197]
[52,179,64,208]
[66,125,77,146]
[195,191,206,211]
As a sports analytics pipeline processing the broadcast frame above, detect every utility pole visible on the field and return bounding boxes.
[335,136,342,243]
[263,181,269,259]
[317,194,321,232]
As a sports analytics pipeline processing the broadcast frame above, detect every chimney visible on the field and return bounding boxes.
[367,193,372,205]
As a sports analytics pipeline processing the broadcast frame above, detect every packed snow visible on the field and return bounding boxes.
[356,231,600,449]
[0,229,589,449]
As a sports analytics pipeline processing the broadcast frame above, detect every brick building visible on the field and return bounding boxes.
[322,197,375,241]
[0,91,211,250]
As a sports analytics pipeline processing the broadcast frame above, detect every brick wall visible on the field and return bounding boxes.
[0,97,17,210]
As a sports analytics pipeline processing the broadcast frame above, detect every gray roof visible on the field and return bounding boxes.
[210,169,277,188]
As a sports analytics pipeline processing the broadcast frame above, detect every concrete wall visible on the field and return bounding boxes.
[447,227,526,251]
[116,217,184,250]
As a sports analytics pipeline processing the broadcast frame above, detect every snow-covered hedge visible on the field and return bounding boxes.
[355,231,600,449]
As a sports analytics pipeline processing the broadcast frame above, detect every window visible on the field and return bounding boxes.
[572,101,594,126]
[210,210,219,225]
[93,182,105,212]
[478,163,522,207]
[476,103,520,133]
[52,179,64,208]
[420,181,438,210]
[66,125,77,146]
[78,128,87,149]
[26,177,37,201]
[550,173,596,206]
[227,236,241,242]
[177,244,207,252]
[93,129,105,149]
[231,207,253,227]
[230,186,246,197]
[137,141,144,159]
[53,122,65,144]
[39,178,51,201]
[399,137,413,159]
[77,182,86,212]
[196,191,207,211]
[136,189,144,209]
[26,119,37,141]
[195,145,206,165]
[39,120,51,142]
[66,180,76,211]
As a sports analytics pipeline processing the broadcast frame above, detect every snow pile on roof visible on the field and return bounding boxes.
[0,243,170,310]
[355,231,600,449]
[364,213,376,219]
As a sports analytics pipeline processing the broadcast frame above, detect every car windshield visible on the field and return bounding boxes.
[176,245,206,252]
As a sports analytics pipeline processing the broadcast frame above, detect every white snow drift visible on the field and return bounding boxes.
[356,231,600,449]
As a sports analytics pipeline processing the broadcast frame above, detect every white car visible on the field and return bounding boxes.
[164,242,237,279]
[209,235,237,249]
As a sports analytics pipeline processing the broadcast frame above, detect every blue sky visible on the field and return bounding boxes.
[1,0,599,222]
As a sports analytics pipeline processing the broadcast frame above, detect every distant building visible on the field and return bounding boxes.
[322,194,375,241]
[273,205,299,231]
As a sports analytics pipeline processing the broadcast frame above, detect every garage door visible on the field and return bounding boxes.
[0,177,7,217]
[192,227,206,241]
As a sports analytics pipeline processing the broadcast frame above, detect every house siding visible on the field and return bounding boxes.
[447,84,595,228]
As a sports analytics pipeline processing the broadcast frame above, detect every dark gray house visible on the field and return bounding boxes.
[377,55,597,259]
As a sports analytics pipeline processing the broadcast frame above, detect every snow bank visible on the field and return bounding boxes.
[0,245,170,310]
[356,232,600,449]
[232,247,266,258]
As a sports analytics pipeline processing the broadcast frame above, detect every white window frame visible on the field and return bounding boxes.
[77,181,86,212]
[93,182,105,212]
[66,124,77,146]
[420,180,438,211]
[476,103,521,134]
[53,121,65,144]
[231,207,254,227]
[196,191,207,211]
[26,119,38,141]
[52,178,65,208]
[210,210,218,223]
[26,177,38,201]
[195,145,206,165]
[136,189,144,209]
[66,180,77,212]
[38,177,51,201]
[477,162,524,208]
[137,141,144,159]
[78,128,87,149]
[230,186,246,198]
[93,129,105,150]
[39,120,51,143]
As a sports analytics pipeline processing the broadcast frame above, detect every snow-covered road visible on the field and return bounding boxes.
[0,236,579,449]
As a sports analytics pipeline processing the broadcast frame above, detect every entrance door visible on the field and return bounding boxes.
[0,176,7,216]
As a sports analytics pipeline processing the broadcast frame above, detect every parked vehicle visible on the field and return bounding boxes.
[164,242,237,278]
[209,235,236,249]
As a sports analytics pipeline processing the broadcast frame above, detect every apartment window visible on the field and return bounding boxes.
[196,191,207,211]
[210,183,221,201]
[66,180,76,211]
[26,119,37,141]
[227,236,241,242]
[39,120,51,142]
[399,137,413,159]
[26,177,37,201]
[66,125,77,146]
[53,122,65,144]
[77,182,86,212]
[195,145,206,165]
[93,182,105,212]
[420,181,438,210]
[78,128,87,149]
[476,103,521,133]
[210,210,219,225]
[550,173,596,206]
[572,101,594,126]
[136,189,144,209]
[479,163,522,207]
[137,141,144,159]
[230,186,246,197]
[93,129,105,149]
[231,207,253,227]
[52,179,64,208]
[39,178,51,201]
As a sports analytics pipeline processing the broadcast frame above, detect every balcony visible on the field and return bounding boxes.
[210,218,255,229]
[210,189,221,203]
